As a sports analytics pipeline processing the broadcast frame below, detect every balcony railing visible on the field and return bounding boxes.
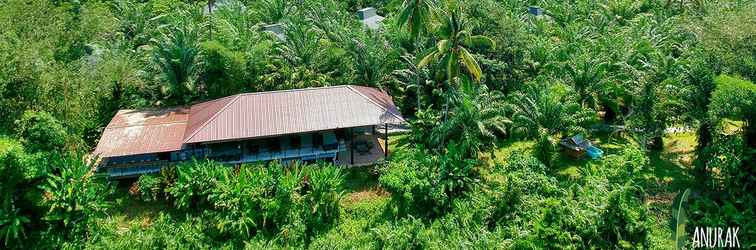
[225,143,344,164]
[104,142,347,178]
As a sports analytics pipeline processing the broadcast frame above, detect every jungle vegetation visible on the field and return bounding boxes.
[0,0,754,249]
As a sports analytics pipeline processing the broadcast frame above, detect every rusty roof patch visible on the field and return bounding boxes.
[93,108,188,158]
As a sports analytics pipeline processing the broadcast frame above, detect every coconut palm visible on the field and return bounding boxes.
[396,0,437,41]
[417,4,495,125]
[391,54,433,110]
[396,0,438,111]
[417,6,494,83]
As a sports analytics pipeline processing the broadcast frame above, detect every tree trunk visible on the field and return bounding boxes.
[415,39,422,113]
[694,121,713,186]
[696,121,713,153]
[602,103,616,123]
[649,135,664,151]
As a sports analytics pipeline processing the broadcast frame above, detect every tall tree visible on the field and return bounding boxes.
[397,0,436,112]
[397,0,436,41]
[417,5,494,84]
[417,3,494,127]
[152,17,202,104]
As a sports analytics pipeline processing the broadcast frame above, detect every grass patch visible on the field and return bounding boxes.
[341,167,389,208]
[646,132,696,193]
[108,181,169,231]
[488,139,535,165]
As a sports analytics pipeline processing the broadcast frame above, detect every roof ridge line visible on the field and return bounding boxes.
[183,94,242,143]
[237,85,349,97]
[346,86,406,122]
[107,121,187,129]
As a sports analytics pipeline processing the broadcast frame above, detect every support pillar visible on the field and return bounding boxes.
[350,128,354,165]
[384,123,389,157]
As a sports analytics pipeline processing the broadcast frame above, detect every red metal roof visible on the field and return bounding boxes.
[93,108,188,158]
[93,85,405,157]
[183,85,405,144]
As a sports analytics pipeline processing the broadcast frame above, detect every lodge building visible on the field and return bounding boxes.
[93,85,405,178]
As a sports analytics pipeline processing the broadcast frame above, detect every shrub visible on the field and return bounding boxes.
[533,132,556,169]
[199,41,248,98]
[532,198,594,249]
[371,217,427,249]
[380,143,480,218]
[709,75,756,145]
[137,174,163,202]
[597,185,650,248]
[41,152,112,242]
[167,160,229,210]
[0,137,25,192]
[703,135,750,195]
[594,145,647,185]
[206,161,344,244]
[14,111,67,153]
[494,152,560,197]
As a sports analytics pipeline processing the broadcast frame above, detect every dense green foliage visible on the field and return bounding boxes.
[0,0,753,248]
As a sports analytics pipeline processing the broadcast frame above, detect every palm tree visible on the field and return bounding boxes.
[391,55,431,110]
[417,4,495,125]
[396,0,437,111]
[152,20,201,104]
[564,55,609,108]
[432,81,509,156]
[507,82,594,138]
[417,6,494,84]
[397,0,437,41]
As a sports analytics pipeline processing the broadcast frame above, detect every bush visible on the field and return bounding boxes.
[597,185,650,248]
[200,41,248,98]
[593,145,647,185]
[0,137,25,192]
[371,217,427,249]
[380,143,480,218]
[85,212,214,249]
[533,132,556,169]
[163,160,345,245]
[14,111,67,153]
[208,161,344,244]
[709,75,756,145]
[167,160,229,210]
[486,153,561,229]
[494,152,560,196]
[532,198,596,249]
[40,152,112,243]
[137,174,163,202]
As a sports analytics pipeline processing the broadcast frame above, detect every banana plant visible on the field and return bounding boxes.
[41,153,111,236]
